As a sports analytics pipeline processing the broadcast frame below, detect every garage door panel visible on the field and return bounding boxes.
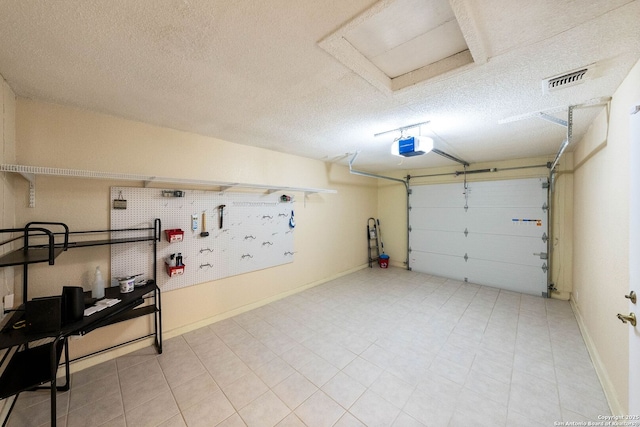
[467,208,546,237]
[466,258,547,296]
[410,229,465,255]
[409,207,466,232]
[466,234,546,266]
[410,182,467,208]
[409,251,467,280]
[467,178,547,208]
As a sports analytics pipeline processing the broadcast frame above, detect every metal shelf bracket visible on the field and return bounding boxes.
[17,172,36,208]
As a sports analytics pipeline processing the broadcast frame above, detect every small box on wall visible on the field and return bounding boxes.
[166,264,185,277]
[165,229,184,243]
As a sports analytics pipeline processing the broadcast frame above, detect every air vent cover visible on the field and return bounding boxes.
[542,65,593,93]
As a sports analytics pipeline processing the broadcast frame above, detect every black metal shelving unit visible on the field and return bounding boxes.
[0,219,162,426]
[0,337,67,399]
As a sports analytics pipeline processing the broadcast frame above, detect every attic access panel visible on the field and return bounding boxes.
[409,177,548,296]
[343,0,468,78]
[319,0,485,92]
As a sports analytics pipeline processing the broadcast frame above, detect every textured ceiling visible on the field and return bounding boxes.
[0,0,638,173]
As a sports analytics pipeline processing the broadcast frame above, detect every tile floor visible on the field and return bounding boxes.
[6,267,611,426]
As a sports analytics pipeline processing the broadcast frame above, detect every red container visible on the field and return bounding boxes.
[166,263,185,277]
[379,254,389,268]
[165,229,184,243]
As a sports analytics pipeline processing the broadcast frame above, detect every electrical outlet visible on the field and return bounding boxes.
[4,294,14,310]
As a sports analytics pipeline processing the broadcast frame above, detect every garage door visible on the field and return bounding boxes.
[409,177,549,296]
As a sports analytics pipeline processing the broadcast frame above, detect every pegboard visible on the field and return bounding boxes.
[110,187,295,292]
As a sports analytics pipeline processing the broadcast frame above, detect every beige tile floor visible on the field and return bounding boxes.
[6,267,611,426]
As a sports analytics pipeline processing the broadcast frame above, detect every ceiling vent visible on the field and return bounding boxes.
[542,65,594,94]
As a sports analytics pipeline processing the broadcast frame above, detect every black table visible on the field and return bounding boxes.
[0,283,159,426]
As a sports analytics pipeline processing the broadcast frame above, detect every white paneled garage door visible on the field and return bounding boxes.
[409,177,549,296]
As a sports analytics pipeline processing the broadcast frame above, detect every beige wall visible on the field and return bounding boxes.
[376,175,408,268]
[0,75,16,314]
[550,155,574,300]
[572,58,640,414]
[376,156,573,299]
[12,100,377,364]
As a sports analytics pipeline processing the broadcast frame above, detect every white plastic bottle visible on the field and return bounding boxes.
[92,266,105,299]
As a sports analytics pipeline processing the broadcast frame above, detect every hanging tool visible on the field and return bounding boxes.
[377,219,386,257]
[200,212,209,237]
[289,210,295,228]
[367,217,380,268]
[113,190,127,209]
[217,204,226,229]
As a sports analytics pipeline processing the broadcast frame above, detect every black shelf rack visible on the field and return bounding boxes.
[0,219,162,427]
[0,222,69,268]
[0,220,161,302]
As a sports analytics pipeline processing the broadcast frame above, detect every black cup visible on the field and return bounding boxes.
[62,286,85,324]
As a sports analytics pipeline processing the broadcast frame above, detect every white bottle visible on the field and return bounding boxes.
[92,266,105,299]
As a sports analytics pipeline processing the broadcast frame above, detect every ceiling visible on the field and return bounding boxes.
[0,0,638,173]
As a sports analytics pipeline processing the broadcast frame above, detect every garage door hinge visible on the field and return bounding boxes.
[542,181,549,189]
[542,263,548,273]
[409,205,412,211]
[408,189,412,195]
[408,226,412,232]
[541,232,548,243]
[534,252,548,259]
[408,247,412,253]
[464,228,468,237]
[464,253,468,262]
[542,202,548,212]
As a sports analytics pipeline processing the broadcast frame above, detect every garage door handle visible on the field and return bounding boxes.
[533,252,548,259]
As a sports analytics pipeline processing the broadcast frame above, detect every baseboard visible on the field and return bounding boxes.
[389,260,407,269]
[550,290,571,301]
[63,264,369,376]
[570,299,625,415]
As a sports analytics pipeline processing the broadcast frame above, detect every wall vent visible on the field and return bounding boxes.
[542,65,593,93]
